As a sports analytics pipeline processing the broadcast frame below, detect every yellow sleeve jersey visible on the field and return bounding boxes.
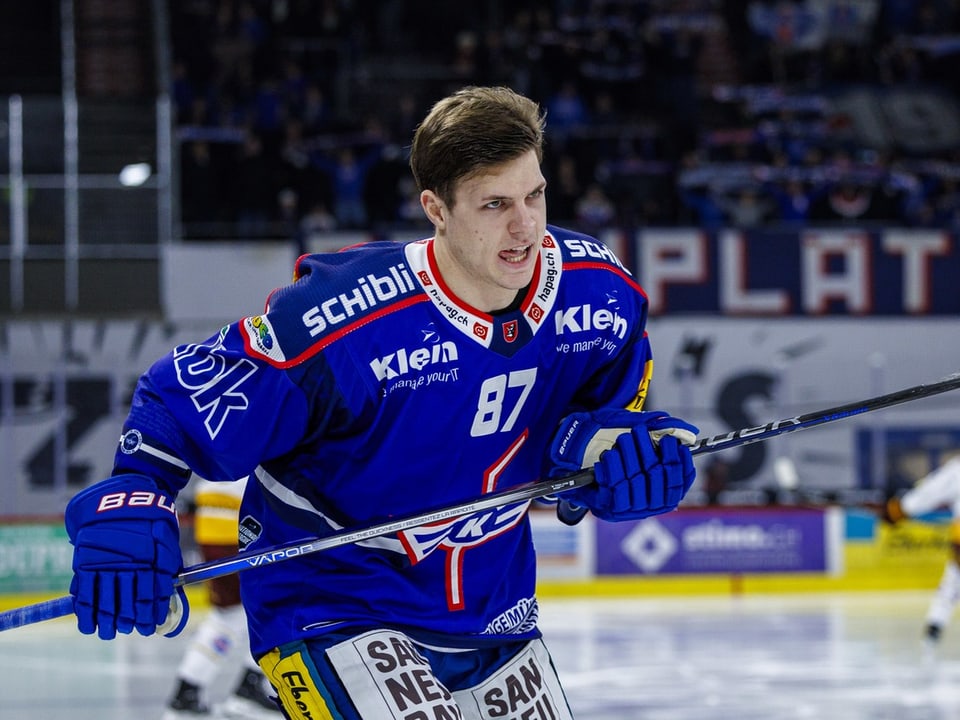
[194,477,246,546]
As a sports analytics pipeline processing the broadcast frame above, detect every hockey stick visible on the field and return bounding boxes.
[0,472,592,633]
[688,371,960,455]
[3,370,959,632]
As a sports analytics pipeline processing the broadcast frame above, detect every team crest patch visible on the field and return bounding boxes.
[502,319,518,343]
[119,429,142,454]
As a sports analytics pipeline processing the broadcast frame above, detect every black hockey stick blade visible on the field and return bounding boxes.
[688,371,960,456]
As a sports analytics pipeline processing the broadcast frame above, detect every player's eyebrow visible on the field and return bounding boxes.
[479,181,546,202]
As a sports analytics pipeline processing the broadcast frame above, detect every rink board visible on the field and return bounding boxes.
[535,507,950,596]
[0,508,948,613]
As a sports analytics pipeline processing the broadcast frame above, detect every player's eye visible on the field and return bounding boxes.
[485,199,503,210]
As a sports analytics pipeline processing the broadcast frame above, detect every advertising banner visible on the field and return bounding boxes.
[596,507,842,576]
[0,524,73,593]
[635,228,960,316]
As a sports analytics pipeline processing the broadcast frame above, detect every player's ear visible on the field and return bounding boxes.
[421,190,446,229]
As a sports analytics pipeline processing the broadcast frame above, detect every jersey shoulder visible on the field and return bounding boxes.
[548,224,631,275]
[548,224,639,299]
[240,241,423,367]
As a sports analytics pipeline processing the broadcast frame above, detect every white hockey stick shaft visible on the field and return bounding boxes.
[3,370,959,631]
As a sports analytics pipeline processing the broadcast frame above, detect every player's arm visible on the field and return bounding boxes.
[882,457,960,524]
[115,325,312,484]
[546,284,699,524]
[64,324,316,640]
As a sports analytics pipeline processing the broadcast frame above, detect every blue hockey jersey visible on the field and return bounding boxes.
[113,225,654,656]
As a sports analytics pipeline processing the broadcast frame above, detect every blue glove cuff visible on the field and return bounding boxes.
[65,473,178,540]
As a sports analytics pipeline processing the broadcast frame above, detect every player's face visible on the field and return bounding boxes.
[425,150,547,312]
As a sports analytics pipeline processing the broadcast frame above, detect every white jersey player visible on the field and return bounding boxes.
[884,456,960,642]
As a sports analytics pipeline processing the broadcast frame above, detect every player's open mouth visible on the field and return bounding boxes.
[499,244,531,263]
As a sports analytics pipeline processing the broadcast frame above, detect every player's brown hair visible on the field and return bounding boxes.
[409,86,545,207]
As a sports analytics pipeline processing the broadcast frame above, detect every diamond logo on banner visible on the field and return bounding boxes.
[620,518,678,573]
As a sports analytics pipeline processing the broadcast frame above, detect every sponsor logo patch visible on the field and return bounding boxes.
[239,515,263,550]
[243,315,286,363]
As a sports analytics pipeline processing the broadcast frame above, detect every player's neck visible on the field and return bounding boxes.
[490,286,528,315]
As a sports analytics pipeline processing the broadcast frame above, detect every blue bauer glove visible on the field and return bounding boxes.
[65,473,189,639]
[549,409,699,523]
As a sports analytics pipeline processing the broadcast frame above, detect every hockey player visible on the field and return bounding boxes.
[164,477,280,719]
[884,456,960,644]
[63,86,698,719]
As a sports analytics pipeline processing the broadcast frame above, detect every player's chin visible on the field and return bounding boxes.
[496,254,536,286]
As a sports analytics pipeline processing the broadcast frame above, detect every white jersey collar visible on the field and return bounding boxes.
[403,232,563,347]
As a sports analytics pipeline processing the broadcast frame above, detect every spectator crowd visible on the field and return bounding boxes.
[170,0,960,241]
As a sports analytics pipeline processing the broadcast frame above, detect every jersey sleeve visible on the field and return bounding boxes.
[111,323,312,494]
[568,276,653,413]
[901,457,960,517]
